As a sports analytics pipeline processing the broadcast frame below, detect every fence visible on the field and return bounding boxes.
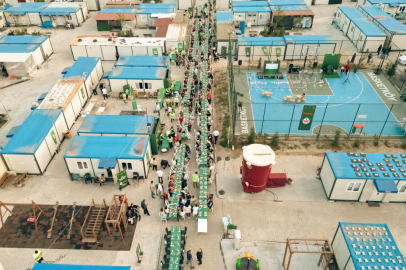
[234,102,406,137]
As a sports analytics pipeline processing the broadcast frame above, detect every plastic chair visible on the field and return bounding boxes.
[160,261,169,270]
[72,173,81,181]
[83,173,93,184]
[133,172,139,183]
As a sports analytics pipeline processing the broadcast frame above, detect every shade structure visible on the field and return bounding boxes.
[373,179,399,193]
[98,158,117,169]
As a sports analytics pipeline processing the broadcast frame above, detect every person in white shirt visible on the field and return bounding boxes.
[158,183,163,198]
[102,88,108,100]
[184,204,192,219]
[98,174,106,186]
[157,170,164,183]
[213,130,219,144]
[192,204,199,222]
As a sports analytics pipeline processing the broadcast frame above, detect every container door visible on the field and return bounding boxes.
[368,187,386,202]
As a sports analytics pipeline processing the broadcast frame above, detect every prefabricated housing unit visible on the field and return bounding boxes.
[284,35,337,60]
[77,115,161,155]
[64,136,152,182]
[269,0,314,29]
[358,5,406,50]
[178,0,193,10]
[320,152,406,203]
[165,23,187,53]
[237,37,287,61]
[114,55,170,68]
[216,17,237,55]
[358,0,406,18]
[39,3,88,27]
[37,78,87,129]
[0,35,54,58]
[232,1,271,27]
[95,8,137,31]
[63,57,104,96]
[70,36,117,61]
[331,222,406,270]
[4,3,50,27]
[106,66,167,92]
[335,6,387,52]
[1,109,68,175]
[136,3,176,27]
[115,37,165,56]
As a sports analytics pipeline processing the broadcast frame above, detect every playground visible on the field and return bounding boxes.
[240,70,406,136]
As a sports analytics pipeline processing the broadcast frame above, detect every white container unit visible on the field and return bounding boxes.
[37,78,87,129]
[136,3,176,27]
[320,152,406,203]
[165,23,187,53]
[64,136,151,181]
[4,2,50,27]
[1,109,68,175]
[232,1,271,26]
[0,35,54,63]
[336,7,386,53]
[40,2,88,26]
[64,57,103,97]
[237,37,287,61]
[116,37,165,56]
[70,36,117,61]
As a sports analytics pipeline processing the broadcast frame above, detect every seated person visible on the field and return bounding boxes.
[96,173,106,186]
[160,159,169,169]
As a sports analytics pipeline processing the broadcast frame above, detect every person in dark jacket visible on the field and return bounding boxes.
[186,250,195,269]
[196,249,203,265]
[141,199,150,216]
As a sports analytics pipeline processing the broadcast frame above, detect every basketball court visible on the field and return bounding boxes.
[239,70,406,136]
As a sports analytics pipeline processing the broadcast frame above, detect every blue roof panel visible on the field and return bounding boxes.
[77,115,155,135]
[64,57,100,80]
[339,7,386,37]
[99,8,138,14]
[270,5,310,11]
[2,109,62,155]
[373,179,398,193]
[108,67,167,80]
[237,36,286,46]
[216,11,234,23]
[5,3,50,15]
[338,222,406,270]
[40,7,79,16]
[115,56,169,68]
[0,43,41,53]
[32,264,131,270]
[64,136,150,160]
[359,5,406,34]
[326,152,406,180]
[232,6,271,12]
[232,1,269,7]
[367,0,406,4]
[284,35,335,44]
[137,3,175,14]
[0,35,49,45]
[269,0,307,5]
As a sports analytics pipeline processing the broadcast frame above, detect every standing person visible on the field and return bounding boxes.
[367,53,372,63]
[92,84,98,95]
[141,199,150,216]
[174,96,179,107]
[196,249,203,265]
[179,115,184,126]
[157,169,164,183]
[184,203,192,219]
[115,52,119,61]
[152,158,158,171]
[344,63,350,75]
[168,135,173,149]
[207,198,213,211]
[102,87,108,100]
[207,92,212,104]
[33,250,44,263]
[156,102,161,112]
[238,100,243,112]
[169,111,175,123]
[351,53,356,63]
[213,130,219,144]
[122,92,127,104]
[150,181,155,199]
[186,250,195,269]
[192,172,199,188]
[377,44,382,55]
[157,182,163,198]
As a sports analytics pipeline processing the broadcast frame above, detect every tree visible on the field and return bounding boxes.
[116,13,126,30]
[387,62,397,78]
[260,6,285,37]
[257,57,262,69]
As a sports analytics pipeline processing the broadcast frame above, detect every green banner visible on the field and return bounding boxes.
[276,47,281,57]
[50,130,57,144]
[117,170,130,190]
[221,46,227,58]
[152,48,158,56]
[80,88,85,99]
[178,42,184,51]
[298,105,317,131]
[263,61,280,76]
[262,46,268,56]
[245,47,251,57]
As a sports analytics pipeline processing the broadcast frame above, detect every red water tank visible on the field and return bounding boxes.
[241,144,276,193]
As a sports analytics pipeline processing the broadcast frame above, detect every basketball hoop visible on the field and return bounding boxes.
[308,51,314,57]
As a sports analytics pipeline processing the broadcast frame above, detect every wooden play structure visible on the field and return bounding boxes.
[0,201,15,233]
[105,194,128,241]
[31,201,44,233]
[0,201,44,233]
[282,238,334,270]
[66,202,76,240]
[47,201,59,238]
[0,172,28,188]
[283,95,305,103]
[262,91,273,98]
[81,199,107,243]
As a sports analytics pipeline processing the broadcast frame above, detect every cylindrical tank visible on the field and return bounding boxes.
[241,144,276,193]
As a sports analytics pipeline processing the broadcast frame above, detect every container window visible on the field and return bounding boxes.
[77,162,83,169]
[347,182,362,192]
[127,163,133,170]
[399,184,406,193]
[122,163,127,170]
[138,82,143,89]
[77,162,88,169]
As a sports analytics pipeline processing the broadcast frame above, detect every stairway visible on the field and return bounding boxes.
[81,203,107,243]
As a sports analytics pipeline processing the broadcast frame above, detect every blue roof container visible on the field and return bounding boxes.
[284,35,335,44]
[359,5,406,34]
[0,35,49,45]
[231,1,269,7]
[216,11,234,24]
[64,136,150,160]
[237,36,287,46]
[269,0,307,5]
[0,43,41,53]
[77,115,155,135]
[108,67,167,80]
[64,57,101,80]
[99,8,138,14]
[114,56,170,68]
[136,3,175,14]
[338,6,386,37]
[32,264,131,270]
[5,3,50,15]
[2,109,62,155]
[40,7,79,16]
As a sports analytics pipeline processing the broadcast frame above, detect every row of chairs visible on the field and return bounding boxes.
[160,227,187,269]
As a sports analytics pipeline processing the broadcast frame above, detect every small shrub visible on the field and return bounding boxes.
[353,138,360,148]
[248,128,256,144]
[373,134,379,146]
[331,130,341,148]
[257,57,262,69]
[302,142,311,148]
[270,132,280,149]
[400,142,406,150]
[316,132,320,141]
[384,135,391,148]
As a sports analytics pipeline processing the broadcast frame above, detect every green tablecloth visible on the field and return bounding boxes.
[168,145,186,219]
[169,226,182,270]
